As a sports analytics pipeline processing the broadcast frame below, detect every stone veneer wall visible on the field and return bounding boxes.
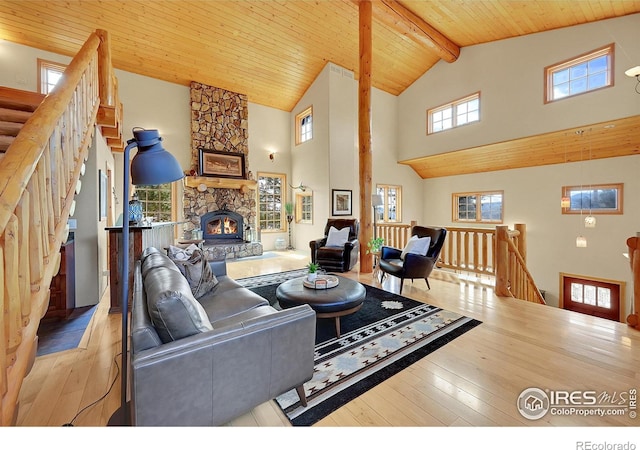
[183,82,256,237]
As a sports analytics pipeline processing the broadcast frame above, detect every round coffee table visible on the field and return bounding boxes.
[276,275,366,338]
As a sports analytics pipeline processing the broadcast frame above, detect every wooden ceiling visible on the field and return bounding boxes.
[400,115,640,178]
[1,0,639,113]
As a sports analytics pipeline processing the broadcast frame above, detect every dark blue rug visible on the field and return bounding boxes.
[36,305,97,356]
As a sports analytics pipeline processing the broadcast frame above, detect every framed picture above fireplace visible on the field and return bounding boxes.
[198,149,246,179]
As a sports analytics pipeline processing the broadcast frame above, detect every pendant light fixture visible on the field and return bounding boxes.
[584,128,596,228]
[575,130,587,248]
[561,132,570,208]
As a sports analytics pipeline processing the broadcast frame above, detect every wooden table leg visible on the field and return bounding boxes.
[335,317,341,338]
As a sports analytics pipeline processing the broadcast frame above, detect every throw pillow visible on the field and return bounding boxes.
[401,235,431,260]
[325,226,350,247]
[169,248,219,299]
[145,268,214,344]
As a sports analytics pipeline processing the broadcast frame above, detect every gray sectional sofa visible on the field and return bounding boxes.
[129,247,316,426]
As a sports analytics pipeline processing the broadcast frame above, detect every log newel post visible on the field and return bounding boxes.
[495,225,509,297]
[626,236,640,329]
[96,29,113,107]
[358,0,373,273]
[515,223,526,262]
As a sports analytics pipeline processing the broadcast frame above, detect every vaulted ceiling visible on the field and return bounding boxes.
[1,0,639,112]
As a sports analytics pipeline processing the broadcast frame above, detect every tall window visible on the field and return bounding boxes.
[38,59,66,94]
[453,191,503,223]
[376,184,402,223]
[134,183,175,222]
[295,106,313,145]
[258,172,286,231]
[545,44,614,103]
[427,92,480,134]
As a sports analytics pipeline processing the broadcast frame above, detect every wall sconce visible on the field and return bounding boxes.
[269,152,275,162]
[561,196,570,208]
[625,66,640,94]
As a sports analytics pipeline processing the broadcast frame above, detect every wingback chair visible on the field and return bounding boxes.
[309,219,359,272]
[378,225,447,294]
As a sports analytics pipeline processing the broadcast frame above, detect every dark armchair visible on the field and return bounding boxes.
[310,219,359,272]
[378,225,447,294]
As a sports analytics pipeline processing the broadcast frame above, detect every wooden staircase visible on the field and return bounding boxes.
[0,88,44,157]
[0,30,123,426]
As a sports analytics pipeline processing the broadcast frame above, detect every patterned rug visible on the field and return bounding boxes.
[238,270,482,426]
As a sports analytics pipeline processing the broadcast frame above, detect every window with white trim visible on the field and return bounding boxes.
[453,191,503,223]
[38,59,66,95]
[545,44,614,103]
[295,106,313,145]
[427,92,480,134]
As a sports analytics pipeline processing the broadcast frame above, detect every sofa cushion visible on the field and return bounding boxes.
[144,266,214,343]
[141,249,181,278]
[197,280,269,323]
[169,248,219,299]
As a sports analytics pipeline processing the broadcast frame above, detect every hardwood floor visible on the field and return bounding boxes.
[15,250,640,431]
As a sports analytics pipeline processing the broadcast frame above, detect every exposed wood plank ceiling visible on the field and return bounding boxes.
[400,115,640,178]
[1,0,638,112]
[0,1,639,176]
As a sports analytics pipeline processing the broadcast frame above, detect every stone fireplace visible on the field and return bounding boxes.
[183,81,262,259]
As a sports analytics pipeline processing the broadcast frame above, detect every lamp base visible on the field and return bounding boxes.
[107,402,132,426]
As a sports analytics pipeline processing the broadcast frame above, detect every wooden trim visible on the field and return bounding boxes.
[561,182,623,215]
[559,272,626,323]
[544,43,615,104]
[294,105,313,146]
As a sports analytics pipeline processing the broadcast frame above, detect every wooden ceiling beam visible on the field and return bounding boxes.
[375,0,460,63]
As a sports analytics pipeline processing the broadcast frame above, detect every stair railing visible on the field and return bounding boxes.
[438,226,496,276]
[495,224,546,304]
[0,29,117,426]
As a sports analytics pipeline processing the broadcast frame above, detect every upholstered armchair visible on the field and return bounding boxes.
[378,225,447,294]
[309,219,359,272]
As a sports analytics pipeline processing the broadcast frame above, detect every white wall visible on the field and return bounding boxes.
[400,14,640,316]
[291,65,331,250]
[248,102,292,250]
[398,13,640,161]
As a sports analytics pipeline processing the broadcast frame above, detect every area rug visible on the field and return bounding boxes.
[36,305,97,356]
[240,271,482,426]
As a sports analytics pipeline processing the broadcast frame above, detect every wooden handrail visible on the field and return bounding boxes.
[439,226,496,276]
[495,224,545,304]
[375,221,416,250]
[0,29,119,425]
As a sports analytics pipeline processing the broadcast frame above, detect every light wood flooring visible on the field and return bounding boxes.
[15,250,640,428]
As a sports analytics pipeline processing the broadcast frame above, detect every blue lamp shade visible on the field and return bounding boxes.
[129,129,184,186]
